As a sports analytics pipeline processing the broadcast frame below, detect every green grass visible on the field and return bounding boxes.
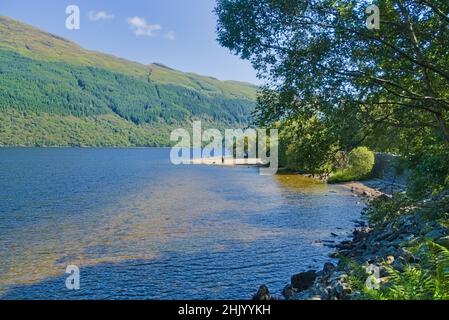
[328,170,358,183]
[328,147,375,183]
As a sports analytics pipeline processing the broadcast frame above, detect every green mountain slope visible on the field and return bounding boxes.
[0,16,258,147]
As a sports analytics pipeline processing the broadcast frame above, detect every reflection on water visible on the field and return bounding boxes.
[274,173,327,193]
[0,148,363,299]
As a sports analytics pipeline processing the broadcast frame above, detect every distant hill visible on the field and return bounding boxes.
[0,16,258,147]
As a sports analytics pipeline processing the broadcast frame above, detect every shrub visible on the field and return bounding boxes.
[365,242,449,300]
[407,150,449,200]
[348,147,376,177]
[344,241,449,300]
[364,193,415,226]
[329,147,375,182]
[277,116,339,174]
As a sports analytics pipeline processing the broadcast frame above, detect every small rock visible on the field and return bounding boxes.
[379,266,389,278]
[291,270,317,291]
[425,229,444,241]
[348,291,363,300]
[386,256,395,265]
[334,281,352,299]
[323,262,336,275]
[378,194,391,201]
[375,230,394,241]
[398,248,414,263]
[384,245,398,256]
[282,284,298,299]
[436,236,449,247]
[253,285,271,300]
[391,259,405,272]
[282,284,296,299]
[291,290,315,300]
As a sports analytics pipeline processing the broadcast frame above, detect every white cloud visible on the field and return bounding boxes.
[127,16,175,40]
[165,31,175,41]
[88,10,115,22]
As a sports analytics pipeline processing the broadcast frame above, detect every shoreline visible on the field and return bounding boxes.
[191,157,264,167]
[253,178,447,300]
[338,181,386,199]
[253,178,392,300]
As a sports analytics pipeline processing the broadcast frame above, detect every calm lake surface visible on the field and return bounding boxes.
[0,148,363,299]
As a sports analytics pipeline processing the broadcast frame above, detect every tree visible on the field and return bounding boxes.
[278,115,340,174]
[215,0,449,151]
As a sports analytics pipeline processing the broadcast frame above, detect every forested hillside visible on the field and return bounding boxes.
[0,16,257,146]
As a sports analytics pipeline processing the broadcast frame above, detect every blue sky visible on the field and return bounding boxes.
[0,0,260,84]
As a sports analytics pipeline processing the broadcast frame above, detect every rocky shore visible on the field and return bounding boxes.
[253,186,449,300]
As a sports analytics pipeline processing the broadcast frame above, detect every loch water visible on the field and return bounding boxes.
[0,148,363,299]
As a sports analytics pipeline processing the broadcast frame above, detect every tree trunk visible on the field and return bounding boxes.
[435,113,449,143]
